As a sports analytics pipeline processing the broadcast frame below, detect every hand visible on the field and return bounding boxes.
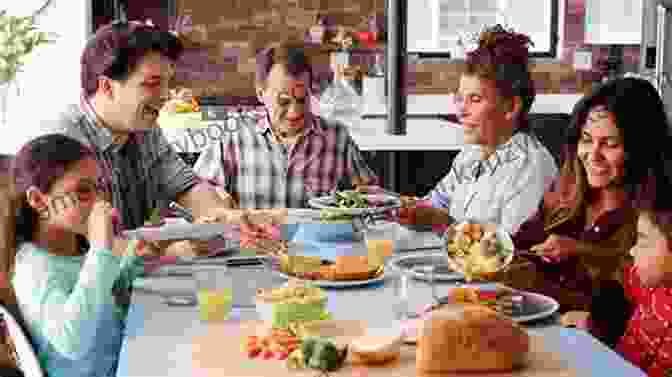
[87,200,115,250]
[397,196,440,226]
[163,239,212,258]
[530,234,578,262]
[110,238,161,258]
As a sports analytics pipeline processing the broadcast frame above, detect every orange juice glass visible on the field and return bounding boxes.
[364,221,400,268]
[194,265,234,322]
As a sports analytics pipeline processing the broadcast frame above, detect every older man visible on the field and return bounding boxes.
[194,40,378,209]
[36,20,267,255]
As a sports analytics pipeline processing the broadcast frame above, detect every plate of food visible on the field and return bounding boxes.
[270,254,386,288]
[429,285,560,324]
[308,190,401,216]
[387,251,464,282]
[443,220,515,282]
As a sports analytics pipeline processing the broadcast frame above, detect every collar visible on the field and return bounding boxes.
[465,132,530,176]
[256,112,324,139]
[79,94,128,152]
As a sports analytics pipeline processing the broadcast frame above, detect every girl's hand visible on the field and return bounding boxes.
[87,200,115,250]
[530,234,579,262]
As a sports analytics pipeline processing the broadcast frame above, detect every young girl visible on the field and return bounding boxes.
[577,154,672,376]
[3,134,154,377]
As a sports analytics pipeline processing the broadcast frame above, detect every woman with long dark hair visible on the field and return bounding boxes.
[513,76,671,312]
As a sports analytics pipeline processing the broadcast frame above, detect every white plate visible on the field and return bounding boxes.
[123,222,237,241]
[513,291,560,323]
[401,291,560,343]
[271,269,386,288]
[387,251,464,281]
[308,193,401,215]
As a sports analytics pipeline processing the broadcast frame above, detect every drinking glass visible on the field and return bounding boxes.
[363,220,400,268]
[193,265,233,322]
[392,268,419,320]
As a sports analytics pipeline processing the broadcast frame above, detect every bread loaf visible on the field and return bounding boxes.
[416,304,529,373]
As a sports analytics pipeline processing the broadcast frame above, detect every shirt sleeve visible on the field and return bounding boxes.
[118,239,145,283]
[499,154,558,235]
[345,134,378,186]
[511,202,548,250]
[16,246,123,360]
[193,140,228,187]
[426,154,460,207]
[149,130,200,202]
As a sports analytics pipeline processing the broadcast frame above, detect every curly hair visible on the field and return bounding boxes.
[464,24,536,130]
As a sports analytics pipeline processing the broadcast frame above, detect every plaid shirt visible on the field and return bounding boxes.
[193,114,377,209]
[35,96,199,230]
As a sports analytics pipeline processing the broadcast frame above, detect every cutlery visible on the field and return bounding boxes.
[168,202,195,223]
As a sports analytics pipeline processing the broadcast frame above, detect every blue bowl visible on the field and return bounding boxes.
[290,223,356,242]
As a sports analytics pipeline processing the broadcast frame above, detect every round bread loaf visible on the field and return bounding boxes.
[416,303,529,373]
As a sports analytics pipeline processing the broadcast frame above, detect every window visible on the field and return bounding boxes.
[408,0,559,58]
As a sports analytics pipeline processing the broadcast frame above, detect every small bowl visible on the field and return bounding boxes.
[292,222,356,242]
[442,220,515,281]
[255,284,328,328]
[350,326,403,364]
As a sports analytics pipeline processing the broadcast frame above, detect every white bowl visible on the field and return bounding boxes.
[350,325,404,364]
[442,220,515,280]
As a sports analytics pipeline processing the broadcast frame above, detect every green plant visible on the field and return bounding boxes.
[0,9,56,83]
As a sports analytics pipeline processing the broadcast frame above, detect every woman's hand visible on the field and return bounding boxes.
[397,196,442,226]
[530,234,579,262]
[87,200,115,251]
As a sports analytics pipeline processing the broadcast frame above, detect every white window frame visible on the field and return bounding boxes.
[418,0,559,58]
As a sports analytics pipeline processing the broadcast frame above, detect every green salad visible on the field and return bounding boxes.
[332,190,369,209]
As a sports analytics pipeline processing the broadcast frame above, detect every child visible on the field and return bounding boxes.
[3,134,154,377]
[613,208,672,376]
[577,164,672,377]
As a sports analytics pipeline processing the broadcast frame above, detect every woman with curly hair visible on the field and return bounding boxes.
[399,24,558,235]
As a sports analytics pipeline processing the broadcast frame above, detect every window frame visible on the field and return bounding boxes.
[408,0,560,59]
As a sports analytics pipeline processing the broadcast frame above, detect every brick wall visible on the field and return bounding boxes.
[168,0,640,98]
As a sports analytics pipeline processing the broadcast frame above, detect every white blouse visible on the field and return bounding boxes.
[427,132,558,234]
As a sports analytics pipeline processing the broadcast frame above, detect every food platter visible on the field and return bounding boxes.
[269,257,386,288]
[387,251,464,281]
[308,191,401,216]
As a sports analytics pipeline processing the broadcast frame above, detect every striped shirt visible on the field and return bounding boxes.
[193,114,377,209]
[428,131,558,234]
[35,96,199,230]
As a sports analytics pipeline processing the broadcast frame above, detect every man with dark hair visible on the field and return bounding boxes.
[37,20,270,254]
[194,40,378,208]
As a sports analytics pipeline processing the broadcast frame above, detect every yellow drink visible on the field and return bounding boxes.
[367,239,394,269]
[197,288,233,321]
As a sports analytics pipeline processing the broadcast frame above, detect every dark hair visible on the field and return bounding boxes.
[635,150,672,241]
[548,77,671,228]
[81,20,183,98]
[9,134,95,244]
[464,24,536,132]
[255,39,313,89]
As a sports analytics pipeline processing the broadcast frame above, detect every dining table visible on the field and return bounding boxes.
[116,220,646,377]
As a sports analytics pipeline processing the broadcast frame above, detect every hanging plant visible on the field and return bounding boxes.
[0,9,56,84]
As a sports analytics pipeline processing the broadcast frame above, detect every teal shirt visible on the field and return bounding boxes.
[11,240,144,377]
